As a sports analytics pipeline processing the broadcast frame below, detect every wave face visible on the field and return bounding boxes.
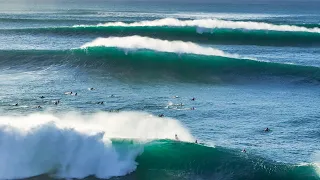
[135,140,320,180]
[0,36,319,83]
[0,112,193,179]
[78,36,320,83]
[0,112,318,180]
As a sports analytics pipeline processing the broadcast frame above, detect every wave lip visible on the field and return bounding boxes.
[80,35,245,59]
[76,18,320,33]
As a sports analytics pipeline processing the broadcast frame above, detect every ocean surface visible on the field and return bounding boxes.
[0,0,319,179]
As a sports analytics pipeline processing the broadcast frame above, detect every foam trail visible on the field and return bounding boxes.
[75,18,320,33]
[81,36,243,59]
[0,111,194,179]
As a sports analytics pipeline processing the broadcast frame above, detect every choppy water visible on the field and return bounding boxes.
[0,0,319,179]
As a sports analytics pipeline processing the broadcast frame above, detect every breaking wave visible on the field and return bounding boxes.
[0,111,193,179]
[2,18,320,46]
[0,111,318,180]
[77,18,320,33]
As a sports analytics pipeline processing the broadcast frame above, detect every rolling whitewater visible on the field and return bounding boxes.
[0,0,319,180]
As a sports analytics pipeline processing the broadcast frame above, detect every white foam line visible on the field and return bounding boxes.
[75,18,320,33]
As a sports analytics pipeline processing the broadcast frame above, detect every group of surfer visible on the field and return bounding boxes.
[11,87,115,109]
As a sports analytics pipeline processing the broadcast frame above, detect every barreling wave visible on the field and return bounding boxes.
[0,112,318,180]
[2,18,320,46]
[0,36,320,83]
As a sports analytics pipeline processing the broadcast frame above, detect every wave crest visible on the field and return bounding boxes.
[80,36,245,59]
[76,18,320,33]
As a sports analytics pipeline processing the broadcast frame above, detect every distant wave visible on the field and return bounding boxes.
[3,18,320,46]
[0,112,318,180]
[76,18,320,33]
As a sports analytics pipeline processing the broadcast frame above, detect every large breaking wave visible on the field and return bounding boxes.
[0,111,193,179]
[0,112,318,180]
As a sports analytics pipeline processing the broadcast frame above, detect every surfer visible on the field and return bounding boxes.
[195,140,198,144]
[264,127,270,132]
[175,134,180,141]
[110,94,115,98]
[97,101,104,104]
[74,93,77,96]
[14,103,18,106]
[158,114,164,117]
[36,105,42,109]
[89,88,95,91]
[54,100,60,105]
[191,97,195,101]
[65,91,72,95]
[191,107,195,110]
[242,149,246,153]
[40,96,45,99]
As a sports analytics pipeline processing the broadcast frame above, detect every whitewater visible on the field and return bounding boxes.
[0,112,194,179]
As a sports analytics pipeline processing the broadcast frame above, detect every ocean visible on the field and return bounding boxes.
[0,0,319,179]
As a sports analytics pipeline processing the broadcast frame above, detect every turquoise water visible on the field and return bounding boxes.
[0,0,319,179]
